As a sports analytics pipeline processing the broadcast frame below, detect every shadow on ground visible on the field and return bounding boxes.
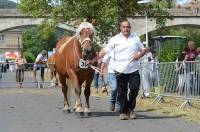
[90,111,181,120]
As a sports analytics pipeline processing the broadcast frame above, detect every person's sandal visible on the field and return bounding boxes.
[127,110,136,119]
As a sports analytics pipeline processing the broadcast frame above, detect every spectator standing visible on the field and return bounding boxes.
[186,41,198,61]
[93,58,105,93]
[2,59,9,73]
[185,41,198,95]
[150,51,159,89]
[101,51,120,111]
[15,52,27,88]
[140,50,153,97]
[175,49,189,95]
[33,50,47,88]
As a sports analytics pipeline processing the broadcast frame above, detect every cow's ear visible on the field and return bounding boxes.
[74,19,82,26]
[91,19,97,26]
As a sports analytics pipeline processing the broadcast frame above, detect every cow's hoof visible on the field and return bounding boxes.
[75,112,84,117]
[63,105,70,113]
[85,112,92,117]
[63,109,71,113]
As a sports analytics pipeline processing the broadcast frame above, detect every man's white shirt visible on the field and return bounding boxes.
[103,33,144,73]
[35,54,47,67]
[102,51,115,73]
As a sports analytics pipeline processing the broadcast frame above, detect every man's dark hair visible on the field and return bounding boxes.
[120,18,130,26]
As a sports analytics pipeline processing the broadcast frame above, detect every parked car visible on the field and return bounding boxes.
[0,55,6,63]
[0,55,7,73]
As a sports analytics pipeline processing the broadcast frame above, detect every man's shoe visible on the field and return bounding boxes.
[39,83,43,88]
[109,105,115,112]
[95,89,98,94]
[119,114,128,120]
[115,107,120,112]
[144,93,150,98]
[127,110,136,119]
[101,87,106,93]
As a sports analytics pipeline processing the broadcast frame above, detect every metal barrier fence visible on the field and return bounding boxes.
[139,61,200,109]
[1,61,199,109]
[0,63,53,88]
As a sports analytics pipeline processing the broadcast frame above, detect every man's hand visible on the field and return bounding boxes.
[132,52,141,60]
[133,47,150,60]
[86,54,99,65]
[86,49,107,65]
[145,47,150,53]
[36,60,46,64]
[86,59,96,65]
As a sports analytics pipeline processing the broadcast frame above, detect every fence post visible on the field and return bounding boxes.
[180,61,191,109]
[152,62,164,104]
[137,62,145,102]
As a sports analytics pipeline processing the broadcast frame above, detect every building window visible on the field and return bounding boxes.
[0,35,4,41]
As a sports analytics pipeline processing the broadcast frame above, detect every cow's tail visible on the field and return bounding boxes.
[66,79,73,109]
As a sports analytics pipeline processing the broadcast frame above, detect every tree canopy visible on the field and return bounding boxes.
[22,27,67,62]
[19,0,170,44]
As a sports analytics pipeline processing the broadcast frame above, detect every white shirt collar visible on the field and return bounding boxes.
[119,32,136,38]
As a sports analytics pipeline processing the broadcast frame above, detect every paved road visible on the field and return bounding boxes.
[0,71,51,88]
[0,88,200,132]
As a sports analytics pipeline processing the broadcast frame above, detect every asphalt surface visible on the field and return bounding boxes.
[0,70,52,88]
[0,87,200,132]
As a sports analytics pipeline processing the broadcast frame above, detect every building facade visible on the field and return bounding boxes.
[0,29,22,55]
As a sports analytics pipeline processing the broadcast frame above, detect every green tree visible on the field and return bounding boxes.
[23,51,35,63]
[19,0,170,44]
[22,27,66,62]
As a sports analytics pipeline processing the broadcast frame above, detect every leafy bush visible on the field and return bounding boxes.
[159,40,184,62]
[23,52,35,63]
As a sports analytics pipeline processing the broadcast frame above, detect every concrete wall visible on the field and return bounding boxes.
[0,30,22,54]
[129,16,200,36]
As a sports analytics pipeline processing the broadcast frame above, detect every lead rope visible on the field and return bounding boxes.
[89,58,135,77]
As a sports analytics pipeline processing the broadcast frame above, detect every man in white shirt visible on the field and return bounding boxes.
[140,51,153,97]
[89,19,149,120]
[33,50,47,85]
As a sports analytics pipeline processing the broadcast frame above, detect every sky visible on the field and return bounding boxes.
[176,0,192,5]
[9,0,18,3]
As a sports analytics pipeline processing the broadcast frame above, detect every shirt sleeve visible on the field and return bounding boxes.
[35,54,42,63]
[44,56,47,62]
[137,37,144,50]
[103,37,115,53]
[102,52,109,63]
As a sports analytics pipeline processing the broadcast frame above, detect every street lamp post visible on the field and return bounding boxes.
[17,36,20,52]
[144,11,148,47]
[137,0,152,47]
